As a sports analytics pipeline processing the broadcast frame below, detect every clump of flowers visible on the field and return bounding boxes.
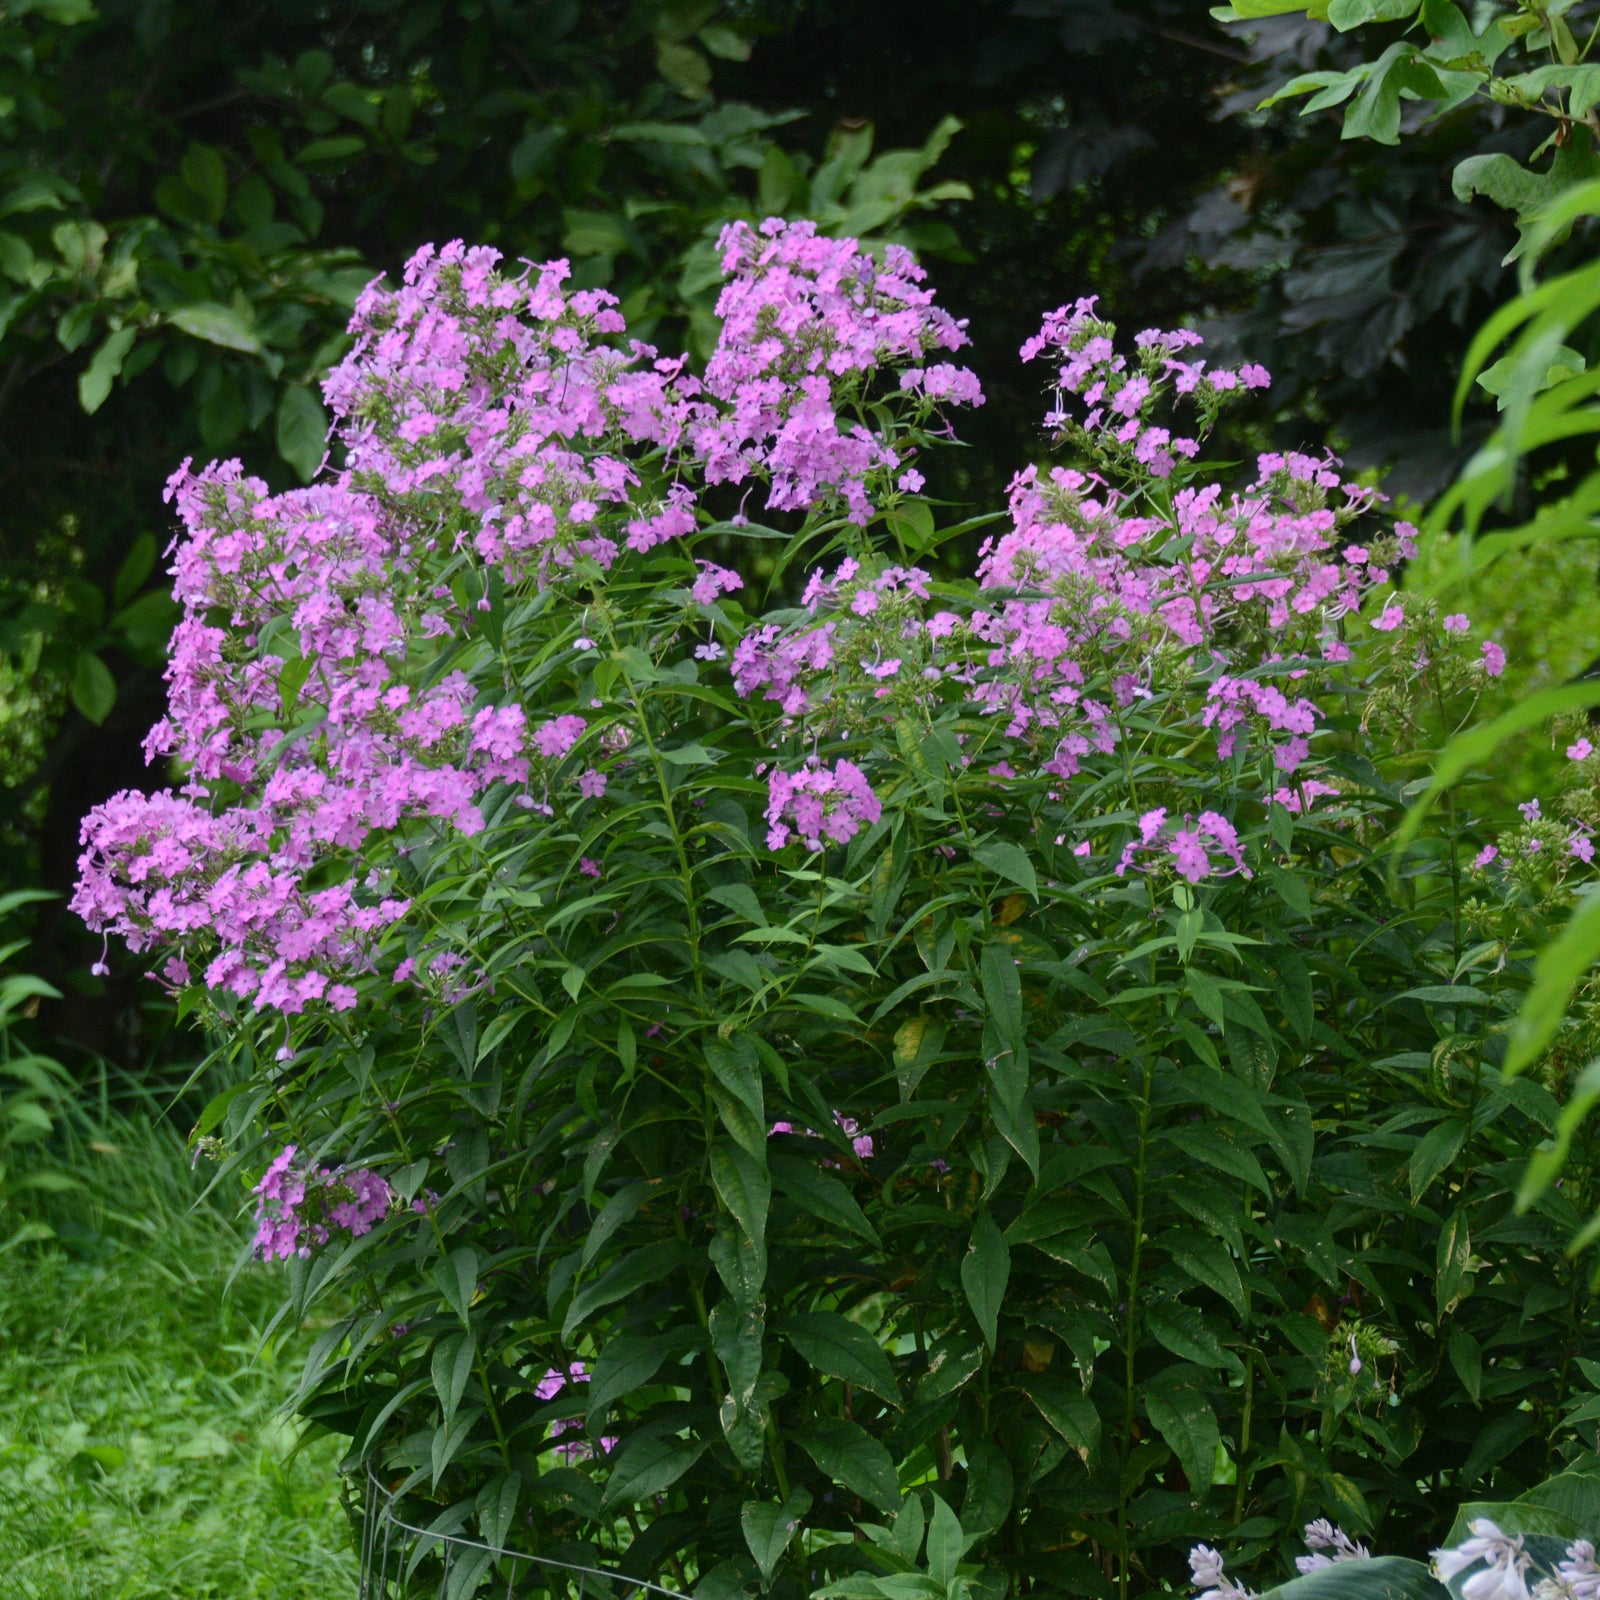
[764,758,883,850]
[252,1145,392,1260]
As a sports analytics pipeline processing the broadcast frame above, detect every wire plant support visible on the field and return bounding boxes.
[355,1467,691,1600]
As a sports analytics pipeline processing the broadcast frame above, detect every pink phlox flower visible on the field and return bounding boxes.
[1482,640,1506,677]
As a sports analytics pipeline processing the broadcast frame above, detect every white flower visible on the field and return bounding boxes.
[1188,1544,1255,1600]
[1435,1523,1534,1600]
[1298,1520,1369,1571]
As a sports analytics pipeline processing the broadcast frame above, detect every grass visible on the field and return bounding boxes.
[0,1110,358,1599]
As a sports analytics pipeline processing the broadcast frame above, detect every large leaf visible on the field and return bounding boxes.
[1259,1557,1443,1599]
[168,301,261,353]
[276,384,328,481]
[1143,1371,1218,1495]
[792,1418,901,1513]
[599,1430,706,1510]
[960,1210,1009,1351]
[782,1312,899,1405]
[741,1489,812,1587]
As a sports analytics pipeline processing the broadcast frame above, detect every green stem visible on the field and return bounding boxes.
[1114,1058,1154,1600]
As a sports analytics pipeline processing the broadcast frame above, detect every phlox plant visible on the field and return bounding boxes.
[73,220,1600,1600]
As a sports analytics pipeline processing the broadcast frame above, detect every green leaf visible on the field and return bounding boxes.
[1145,1302,1241,1373]
[793,1418,901,1513]
[1449,1328,1482,1404]
[925,1495,964,1590]
[1437,1208,1472,1316]
[960,1210,1009,1351]
[973,840,1037,900]
[1408,1117,1468,1200]
[581,1178,655,1268]
[1025,1374,1102,1465]
[78,325,136,414]
[168,302,261,354]
[564,1241,688,1341]
[1143,1371,1218,1495]
[276,384,328,482]
[710,1139,770,1249]
[1167,1237,1247,1316]
[1327,0,1421,24]
[960,1435,1013,1536]
[70,651,116,725]
[770,1153,878,1243]
[600,1430,707,1510]
[1397,683,1600,849]
[431,1330,475,1424]
[1256,1557,1443,1599]
[435,1246,478,1325]
[782,1312,899,1405]
[587,1329,688,1421]
[741,1489,812,1586]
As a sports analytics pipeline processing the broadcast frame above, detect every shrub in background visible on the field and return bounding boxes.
[73,223,1599,1598]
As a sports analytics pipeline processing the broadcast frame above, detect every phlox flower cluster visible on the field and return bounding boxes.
[1024,296,1268,479]
[694,219,982,522]
[72,242,712,1015]
[1470,733,1600,895]
[764,758,883,851]
[733,558,956,728]
[252,1144,393,1260]
[1118,808,1249,885]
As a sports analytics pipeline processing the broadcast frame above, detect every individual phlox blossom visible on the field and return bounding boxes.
[1573,834,1595,865]
[1296,1521,1370,1574]
[1444,613,1471,634]
[691,562,744,605]
[1432,1520,1533,1600]
[765,758,882,851]
[1475,844,1499,867]
[1117,808,1250,884]
[1570,737,1594,762]
[578,857,602,878]
[533,714,587,759]
[1187,1543,1256,1600]
[576,768,607,800]
[1483,640,1507,677]
[1520,798,1542,823]
[1370,602,1404,633]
